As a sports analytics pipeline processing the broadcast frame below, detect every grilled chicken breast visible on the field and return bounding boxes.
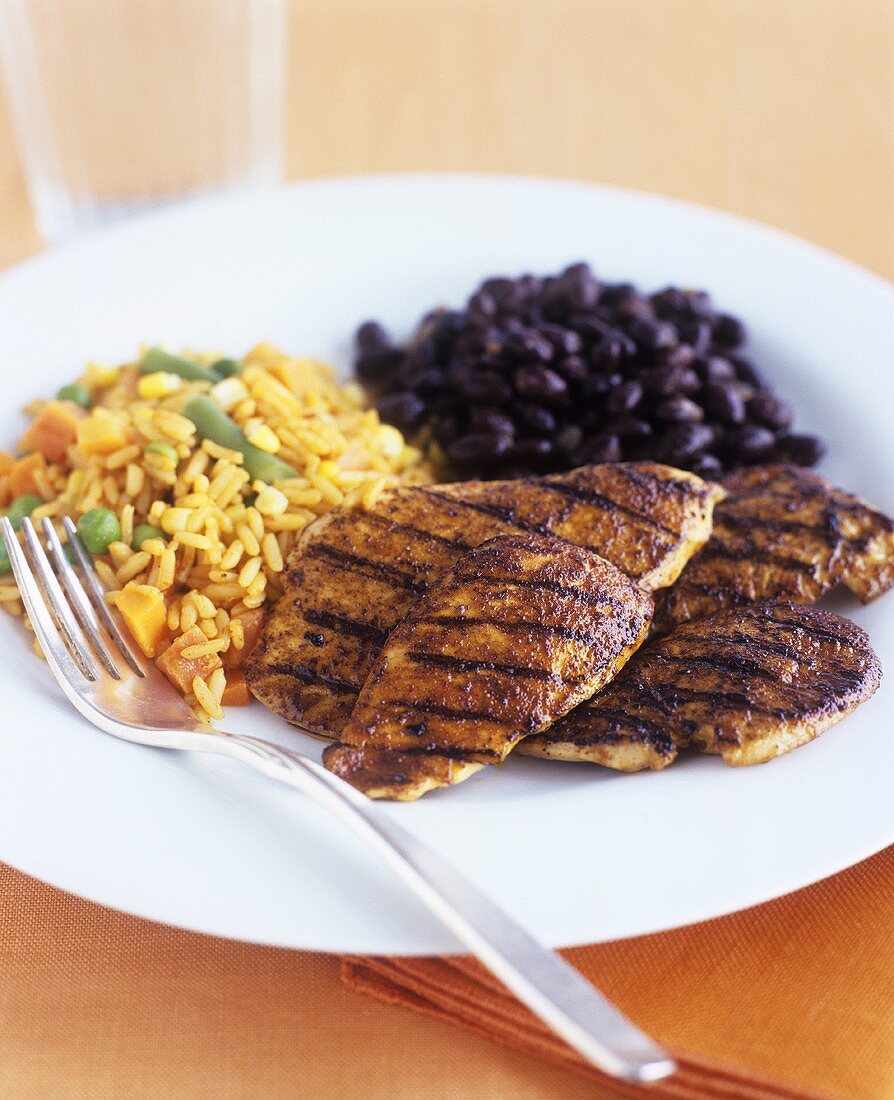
[246,462,721,737]
[522,602,881,769]
[656,465,894,632]
[323,534,653,799]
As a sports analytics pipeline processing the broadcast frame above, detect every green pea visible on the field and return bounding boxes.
[0,540,10,576]
[131,524,167,550]
[56,383,91,409]
[77,507,121,555]
[6,494,43,531]
[211,358,243,378]
[63,542,78,565]
[144,440,180,465]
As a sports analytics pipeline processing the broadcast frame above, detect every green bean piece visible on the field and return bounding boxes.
[211,358,243,378]
[131,524,167,550]
[56,383,91,409]
[77,507,121,555]
[144,440,180,465]
[6,494,43,531]
[182,396,298,483]
[139,347,222,384]
[0,540,10,576]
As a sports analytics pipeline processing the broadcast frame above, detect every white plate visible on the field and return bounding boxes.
[0,175,892,955]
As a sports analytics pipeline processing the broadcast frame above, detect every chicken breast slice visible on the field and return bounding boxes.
[323,533,653,799]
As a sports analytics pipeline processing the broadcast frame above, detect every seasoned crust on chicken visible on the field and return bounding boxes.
[246,462,721,738]
[323,534,653,799]
[656,465,894,632]
[521,602,881,770]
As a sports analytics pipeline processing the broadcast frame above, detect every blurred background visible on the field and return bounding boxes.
[1,0,892,277]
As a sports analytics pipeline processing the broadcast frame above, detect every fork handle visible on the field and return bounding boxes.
[211,731,674,1084]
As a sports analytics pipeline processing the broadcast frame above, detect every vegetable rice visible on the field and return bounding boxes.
[0,344,431,721]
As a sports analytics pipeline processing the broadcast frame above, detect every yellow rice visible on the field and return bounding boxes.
[0,343,431,721]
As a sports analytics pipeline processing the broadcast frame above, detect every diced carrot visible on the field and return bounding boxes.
[19,400,86,464]
[76,408,128,456]
[0,451,15,476]
[157,625,223,693]
[221,671,251,707]
[223,608,266,669]
[7,452,47,498]
[116,583,168,658]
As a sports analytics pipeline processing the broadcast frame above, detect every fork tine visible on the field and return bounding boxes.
[1,517,96,686]
[61,516,145,676]
[19,519,100,680]
[42,519,122,680]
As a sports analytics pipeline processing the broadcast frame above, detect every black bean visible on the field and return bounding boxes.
[555,355,589,382]
[655,423,714,463]
[466,291,497,322]
[776,433,826,466]
[539,324,582,356]
[661,343,697,370]
[732,356,769,390]
[582,373,621,398]
[641,365,690,397]
[516,403,557,434]
[747,392,794,430]
[555,424,584,453]
[712,313,747,348]
[606,380,643,414]
[471,407,516,436]
[726,424,777,459]
[355,345,403,384]
[628,318,678,353]
[702,381,746,424]
[411,367,447,396]
[356,320,391,352]
[598,282,636,307]
[679,318,713,355]
[456,370,513,404]
[514,364,569,404]
[696,355,736,383]
[655,396,704,423]
[510,437,554,463]
[591,332,633,370]
[581,433,622,464]
[691,453,724,480]
[606,415,653,440]
[377,391,427,429]
[447,432,512,466]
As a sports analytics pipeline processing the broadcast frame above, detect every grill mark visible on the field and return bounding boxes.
[303,608,389,645]
[452,570,627,610]
[643,683,795,719]
[418,488,555,537]
[265,661,361,694]
[724,631,805,664]
[360,506,475,553]
[305,543,429,594]
[649,650,776,681]
[417,614,607,646]
[612,463,710,500]
[536,480,679,541]
[561,707,678,754]
[695,542,819,577]
[723,480,892,528]
[330,740,501,762]
[719,511,839,543]
[376,697,512,725]
[404,650,575,683]
[732,607,861,649]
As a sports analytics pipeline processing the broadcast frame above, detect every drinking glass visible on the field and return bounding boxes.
[0,0,286,241]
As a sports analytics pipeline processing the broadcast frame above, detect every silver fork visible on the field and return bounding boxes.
[1,514,675,1085]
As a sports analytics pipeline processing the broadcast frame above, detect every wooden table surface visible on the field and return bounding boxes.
[0,2,891,1097]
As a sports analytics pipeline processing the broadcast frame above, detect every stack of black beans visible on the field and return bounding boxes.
[353,262,825,480]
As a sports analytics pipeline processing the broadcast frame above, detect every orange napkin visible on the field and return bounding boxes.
[343,845,894,1100]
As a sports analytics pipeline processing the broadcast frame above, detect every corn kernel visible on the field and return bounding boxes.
[254,485,289,516]
[138,372,183,399]
[210,377,250,413]
[245,423,281,454]
[376,424,404,461]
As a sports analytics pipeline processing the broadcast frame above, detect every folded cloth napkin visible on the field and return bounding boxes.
[343,845,894,1100]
